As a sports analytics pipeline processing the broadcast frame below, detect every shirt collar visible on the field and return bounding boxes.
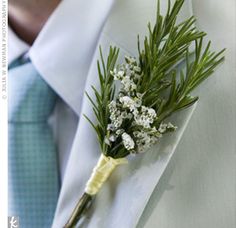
[8,26,30,64]
[29,0,115,115]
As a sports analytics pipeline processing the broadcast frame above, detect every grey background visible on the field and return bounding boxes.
[138,0,236,227]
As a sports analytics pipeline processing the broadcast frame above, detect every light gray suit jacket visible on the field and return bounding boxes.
[9,0,235,227]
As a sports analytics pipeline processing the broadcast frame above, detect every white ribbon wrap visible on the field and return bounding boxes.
[85,154,128,195]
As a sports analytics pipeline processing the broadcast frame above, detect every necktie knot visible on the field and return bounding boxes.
[8,58,57,122]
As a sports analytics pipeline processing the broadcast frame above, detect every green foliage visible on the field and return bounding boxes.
[84,47,119,154]
[85,0,225,157]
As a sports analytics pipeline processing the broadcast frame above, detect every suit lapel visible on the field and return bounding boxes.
[52,0,194,227]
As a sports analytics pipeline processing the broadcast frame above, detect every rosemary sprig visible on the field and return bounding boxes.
[84,47,119,155]
[85,0,225,158]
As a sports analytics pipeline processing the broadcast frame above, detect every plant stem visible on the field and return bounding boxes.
[64,193,93,228]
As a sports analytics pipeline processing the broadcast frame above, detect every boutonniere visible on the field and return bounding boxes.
[65,0,225,227]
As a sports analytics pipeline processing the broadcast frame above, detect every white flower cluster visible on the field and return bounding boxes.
[108,56,177,153]
[122,133,135,150]
[134,106,156,128]
[110,56,141,94]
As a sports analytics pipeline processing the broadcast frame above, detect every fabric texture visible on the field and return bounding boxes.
[7,0,235,227]
[8,57,59,228]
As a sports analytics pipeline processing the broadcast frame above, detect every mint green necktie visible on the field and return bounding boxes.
[8,56,60,228]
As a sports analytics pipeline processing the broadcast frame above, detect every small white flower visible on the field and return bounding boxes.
[167,122,177,130]
[114,70,125,80]
[133,66,141,73]
[158,122,177,133]
[107,124,116,131]
[122,132,135,150]
[113,117,123,128]
[121,111,128,118]
[116,129,125,135]
[126,113,133,119]
[151,127,162,138]
[134,97,142,107]
[158,123,168,133]
[125,56,136,65]
[109,134,117,142]
[108,101,117,112]
[132,108,139,117]
[133,126,163,153]
[141,106,156,119]
[134,106,157,128]
[135,117,151,128]
[121,76,137,92]
[119,96,137,111]
[110,69,117,76]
